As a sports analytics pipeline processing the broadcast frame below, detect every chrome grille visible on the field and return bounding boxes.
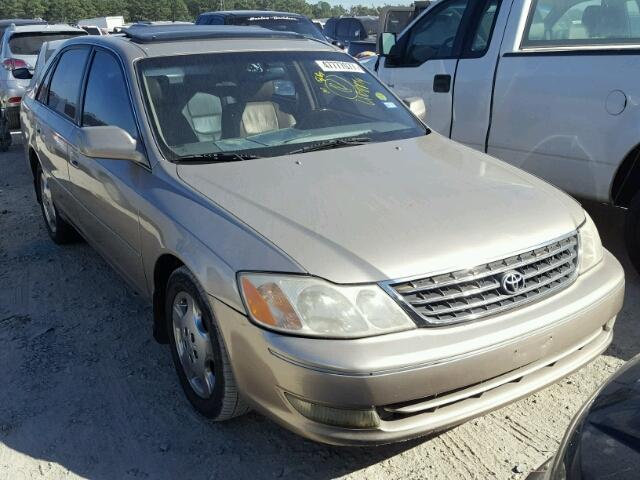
[385,233,579,326]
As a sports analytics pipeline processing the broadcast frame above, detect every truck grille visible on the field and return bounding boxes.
[384,233,579,326]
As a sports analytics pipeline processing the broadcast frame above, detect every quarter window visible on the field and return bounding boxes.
[47,48,90,120]
[469,0,500,53]
[82,51,138,139]
[523,0,640,47]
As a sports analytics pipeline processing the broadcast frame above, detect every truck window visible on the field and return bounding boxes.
[522,0,640,47]
[403,0,470,64]
[469,0,500,53]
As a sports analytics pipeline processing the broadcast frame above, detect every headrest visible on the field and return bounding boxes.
[582,5,602,34]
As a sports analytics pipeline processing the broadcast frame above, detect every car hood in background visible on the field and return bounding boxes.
[178,134,585,284]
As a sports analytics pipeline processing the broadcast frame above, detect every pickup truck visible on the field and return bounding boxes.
[373,0,640,273]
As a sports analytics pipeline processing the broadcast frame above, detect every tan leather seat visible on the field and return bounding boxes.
[182,92,223,142]
[240,82,295,136]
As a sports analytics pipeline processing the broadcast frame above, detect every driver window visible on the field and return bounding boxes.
[404,0,470,65]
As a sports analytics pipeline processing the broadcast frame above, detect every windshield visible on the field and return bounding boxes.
[9,32,85,56]
[138,51,427,161]
[229,16,327,41]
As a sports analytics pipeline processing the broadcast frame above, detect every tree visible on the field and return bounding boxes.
[20,0,47,18]
[0,0,21,18]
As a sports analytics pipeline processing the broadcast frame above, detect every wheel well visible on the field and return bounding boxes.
[612,144,640,208]
[152,254,184,344]
[28,148,41,202]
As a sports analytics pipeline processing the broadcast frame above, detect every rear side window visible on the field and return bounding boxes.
[469,0,500,54]
[82,51,138,139]
[8,32,85,55]
[523,0,640,47]
[336,19,351,39]
[47,48,90,120]
[324,18,337,37]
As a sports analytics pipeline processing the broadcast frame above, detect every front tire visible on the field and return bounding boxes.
[36,166,77,244]
[166,267,249,420]
[625,191,640,275]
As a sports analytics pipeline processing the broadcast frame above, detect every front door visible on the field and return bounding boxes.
[67,48,148,292]
[377,0,474,135]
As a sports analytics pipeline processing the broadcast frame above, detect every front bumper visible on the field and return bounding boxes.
[212,250,624,445]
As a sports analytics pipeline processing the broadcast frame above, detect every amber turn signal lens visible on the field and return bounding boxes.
[241,277,302,329]
[242,277,277,325]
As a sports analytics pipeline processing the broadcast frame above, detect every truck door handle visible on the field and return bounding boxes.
[433,74,451,93]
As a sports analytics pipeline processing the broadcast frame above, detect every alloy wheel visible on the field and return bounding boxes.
[172,291,216,398]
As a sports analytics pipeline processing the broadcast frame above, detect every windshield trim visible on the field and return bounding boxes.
[134,50,429,165]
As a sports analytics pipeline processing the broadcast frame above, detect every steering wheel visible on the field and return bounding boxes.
[437,36,455,56]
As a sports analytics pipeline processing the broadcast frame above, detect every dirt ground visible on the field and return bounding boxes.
[1,131,638,480]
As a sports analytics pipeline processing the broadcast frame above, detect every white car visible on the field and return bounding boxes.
[374,0,640,273]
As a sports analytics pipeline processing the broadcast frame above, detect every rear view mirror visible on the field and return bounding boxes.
[379,32,397,56]
[12,67,33,80]
[403,97,427,122]
[77,126,146,165]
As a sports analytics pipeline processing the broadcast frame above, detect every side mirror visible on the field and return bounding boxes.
[77,126,146,165]
[403,97,427,122]
[379,32,397,56]
[12,67,33,80]
[331,39,345,49]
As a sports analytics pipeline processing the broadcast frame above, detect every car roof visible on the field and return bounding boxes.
[6,24,85,34]
[199,10,305,18]
[60,25,336,61]
[0,19,47,27]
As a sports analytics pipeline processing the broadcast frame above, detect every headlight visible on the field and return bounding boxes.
[238,273,416,338]
[578,212,603,274]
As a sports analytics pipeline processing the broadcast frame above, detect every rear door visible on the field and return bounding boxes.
[450,0,507,150]
[488,0,640,201]
[67,48,147,290]
[376,0,475,135]
[33,46,91,216]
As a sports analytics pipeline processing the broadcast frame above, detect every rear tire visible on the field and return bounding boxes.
[36,165,78,244]
[166,266,250,420]
[0,116,10,152]
[626,192,640,275]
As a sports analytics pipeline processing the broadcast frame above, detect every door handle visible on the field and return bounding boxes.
[433,74,451,93]
[70,159,80,168]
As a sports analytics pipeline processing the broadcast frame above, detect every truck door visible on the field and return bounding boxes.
[376,0,476,135]
[487,0,640,201]
[450,0,508,151]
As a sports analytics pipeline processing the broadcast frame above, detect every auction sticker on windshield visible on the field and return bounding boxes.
[315,60,364,73]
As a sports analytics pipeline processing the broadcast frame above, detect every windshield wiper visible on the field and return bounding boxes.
[173,152,262,164]
[287,137,372,155]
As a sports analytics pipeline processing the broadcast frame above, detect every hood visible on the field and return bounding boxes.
[178,134,585,283]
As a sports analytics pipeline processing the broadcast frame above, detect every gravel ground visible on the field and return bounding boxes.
[1,132,639,480]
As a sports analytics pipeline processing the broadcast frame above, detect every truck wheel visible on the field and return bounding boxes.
[36,166,78,244]
[166,266,250,420]
[626,191,640,275]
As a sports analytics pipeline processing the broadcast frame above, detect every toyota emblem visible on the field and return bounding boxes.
[499,270,526,295]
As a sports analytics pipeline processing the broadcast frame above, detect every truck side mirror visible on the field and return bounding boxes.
[379,32,397,56]
[403,97,427,122]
